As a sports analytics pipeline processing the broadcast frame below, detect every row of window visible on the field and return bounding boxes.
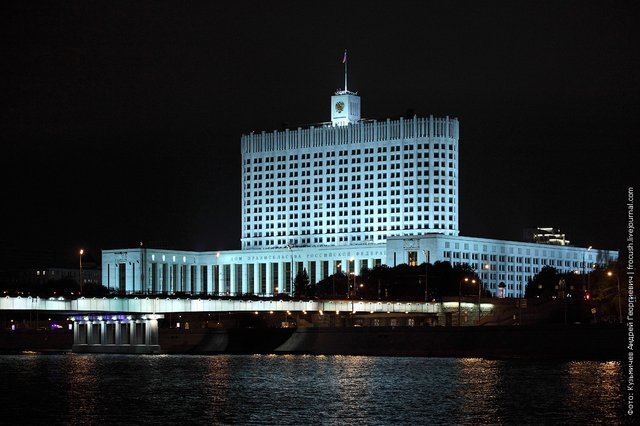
[244,199,457,215]
[243,225,457,247]
[243,143,457,165]
[246,186,455,198]
[246,209,456,221]
[443,241,595,260]
[245,214,457,229]
[245,161,456,175]
[443,251,593,269]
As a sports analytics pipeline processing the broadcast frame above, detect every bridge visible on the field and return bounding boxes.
[1,296,492,354]
[0,295,442,314]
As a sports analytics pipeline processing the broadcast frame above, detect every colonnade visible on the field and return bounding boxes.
[71,314,163,354]
[107,254,384,297]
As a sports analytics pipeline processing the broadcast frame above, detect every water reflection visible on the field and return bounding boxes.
[65,355,99,423]
[565,361,624,424]
[455,358,503,424]
[0,354,628,425]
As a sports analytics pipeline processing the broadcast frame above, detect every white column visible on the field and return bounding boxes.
[253,265,259,294]
[230,264,237,295]
[193,265,200,294]
[219,266,226,295]
[265,263,273,295]
[169,264,174,293]
[207,265,213,295]
[241,263,248,295]
[185,265,191,293]
[278,262,285,294]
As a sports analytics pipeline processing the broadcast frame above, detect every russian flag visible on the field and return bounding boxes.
[342,49,347,64]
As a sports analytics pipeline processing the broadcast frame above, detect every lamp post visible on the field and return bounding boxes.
[423,250,430,302]
[607,271,622,323]
[583,246,592,293]
[333,262,341,298]
[287,245,294,296]
[477,279,482,324]
[79,249,84,294]
[348,272,355,299]
[458,277,475,326]
[482,263,490,296]
[348,257,355,299]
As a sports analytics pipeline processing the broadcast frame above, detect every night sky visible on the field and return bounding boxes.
[1,1,637,268]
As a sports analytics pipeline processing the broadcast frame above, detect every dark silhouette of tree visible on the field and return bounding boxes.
[588,262,624,321]
[314,272,348,299]
[81,282,110,297]
[525,266,560,298]
[293,269,310,298]
[43,278,79,297]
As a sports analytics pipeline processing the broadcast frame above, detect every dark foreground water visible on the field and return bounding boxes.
[0,354,629,425]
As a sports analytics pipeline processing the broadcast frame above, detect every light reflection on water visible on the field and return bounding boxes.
[0,354,627,425]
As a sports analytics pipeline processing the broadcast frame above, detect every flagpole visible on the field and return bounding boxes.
[344,49,348,92]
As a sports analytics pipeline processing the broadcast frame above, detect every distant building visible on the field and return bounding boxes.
[1,265,101,289]
[524,227,570,246]
[103,70,618,298]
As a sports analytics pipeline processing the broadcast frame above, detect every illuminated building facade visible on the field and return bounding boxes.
[240,106,460,249]
[103,86,617,298]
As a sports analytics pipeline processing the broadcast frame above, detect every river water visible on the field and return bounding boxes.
[0,354,629,425]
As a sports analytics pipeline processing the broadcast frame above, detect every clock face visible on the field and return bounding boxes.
[335,101,345,113]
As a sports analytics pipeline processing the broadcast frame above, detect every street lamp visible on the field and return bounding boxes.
[477,279,482,324]
[584,246,592,293]
[348,272,355,299]
[607,271,622,323]
[482,263,491,296]
[333,262,341,298]
[458,277,476,326]
[423,250,430,302]
[286,245,294,296]
[79,249,84,294]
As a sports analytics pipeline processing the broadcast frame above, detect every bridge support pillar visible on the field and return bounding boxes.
[71,314,164,354]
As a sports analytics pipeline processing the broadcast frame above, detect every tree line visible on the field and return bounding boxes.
[294,261,486,301]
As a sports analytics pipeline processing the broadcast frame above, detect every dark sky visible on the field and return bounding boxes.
[1,0,637,267]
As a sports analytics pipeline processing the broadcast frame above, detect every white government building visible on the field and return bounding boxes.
[103,85,617,298]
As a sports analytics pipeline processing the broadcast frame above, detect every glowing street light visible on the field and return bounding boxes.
[286,244,294,296]
[348,272,355,299]
[584,246,593,293]
[607,271,622,323]
[423,250,430,302]
[333,262,342,298]
[79,249,84,294]
[477,279,483,324]
[458,277,476,326]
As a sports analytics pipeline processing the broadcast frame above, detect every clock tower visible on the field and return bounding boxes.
[331,91,360,126]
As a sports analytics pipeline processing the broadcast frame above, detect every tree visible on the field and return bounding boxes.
[589,263,624,321]
[525,266,560,299]
[314,272,348,299]
[293,269,310,298]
